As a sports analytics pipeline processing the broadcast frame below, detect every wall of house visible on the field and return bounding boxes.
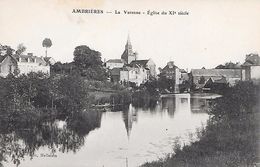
[120,71,129,83]
[106,62,124,69]
[146,60,156,77]
[120,67,148,86]
[251,66,260,80]
[17,62,50,75]
[226,78,241,86]
[0,56,16,77]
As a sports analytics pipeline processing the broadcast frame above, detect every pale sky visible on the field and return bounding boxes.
[0,0,260,70]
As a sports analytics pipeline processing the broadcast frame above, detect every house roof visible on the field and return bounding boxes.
[212,76,227,84]
[129,60,149,67]
[13,54,48,66]
[162,64,178,71]
[243,54,260,66]
[191,69,241,78]
[106,59,124,63]
[179,69,187,73]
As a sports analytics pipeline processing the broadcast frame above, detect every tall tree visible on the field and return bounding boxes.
[42,38,52,57]
[73,45,107,81]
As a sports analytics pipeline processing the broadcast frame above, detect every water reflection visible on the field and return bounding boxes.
[122,105,138,138]
[2,94,215,167]
[0,110,102,167]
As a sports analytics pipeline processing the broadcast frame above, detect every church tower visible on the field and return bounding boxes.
[121,35,137,64]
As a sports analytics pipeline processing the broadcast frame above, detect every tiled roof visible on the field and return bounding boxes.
[106,59,124,63]
[13,54,48,66]
[191,69,241,78]
[130,60,148,67]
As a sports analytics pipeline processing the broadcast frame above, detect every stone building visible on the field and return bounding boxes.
[0,53,50,77]
[241,53,260,84]
[190,69,242,89]
[121,35,137,64]
[119,66,149,86]
[107,35,155,86]
[129,59,156,78]
[160,61,182,93]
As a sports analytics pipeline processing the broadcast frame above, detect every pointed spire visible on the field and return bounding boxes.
[127,33,131,45]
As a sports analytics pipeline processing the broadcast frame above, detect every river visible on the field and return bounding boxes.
[2,93,217,167]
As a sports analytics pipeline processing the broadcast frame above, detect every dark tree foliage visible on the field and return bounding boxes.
[215,62,241,69]
[51,62,76,74]
[73,45,107,81]
[141,81,259,167]
[157,76,176,92]
[55,75,90,114]
[15,43,26,55]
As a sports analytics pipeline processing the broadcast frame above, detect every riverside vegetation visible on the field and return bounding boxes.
[141,81,260,167]
[1,44,259,166]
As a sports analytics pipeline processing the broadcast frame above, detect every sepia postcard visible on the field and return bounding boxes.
[0,0,259,167]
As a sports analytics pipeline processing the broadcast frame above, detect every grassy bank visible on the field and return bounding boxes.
[141,81,259,167]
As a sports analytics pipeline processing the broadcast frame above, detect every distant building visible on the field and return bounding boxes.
[241,53,260,84]
[160,61,182,93]
[120,66,149,86]
[190,69,242,89]
[121,35,137,64]
[106,59,124,69]
[0,53,50,77]
[0,55,17,77]
[129,59,156,78]
[107,35,156,86]
[203,76,228,91]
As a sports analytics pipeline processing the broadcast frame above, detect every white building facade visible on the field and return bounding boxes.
[0,53,50,77]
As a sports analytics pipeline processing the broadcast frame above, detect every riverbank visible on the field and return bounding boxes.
[141,81,260,167]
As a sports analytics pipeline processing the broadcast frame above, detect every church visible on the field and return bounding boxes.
[106,35,156,86]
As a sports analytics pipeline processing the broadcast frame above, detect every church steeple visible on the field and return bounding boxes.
[121,34,136,64]
[125,34,132,51]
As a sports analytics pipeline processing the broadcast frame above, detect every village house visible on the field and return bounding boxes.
[241,53,260,84]
[120,66,149,86]
[107,35,155,86]
[105,59,124,69]
[190,69,242,89]
[159,61,182,93]
[129,59,156,78]
[0,53,50,77]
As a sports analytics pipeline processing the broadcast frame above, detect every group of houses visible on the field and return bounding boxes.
[105,36,156,86]
[162,54,260,93]
[105,36,260,92]
[1,38,259,93]
[0,45,55,77]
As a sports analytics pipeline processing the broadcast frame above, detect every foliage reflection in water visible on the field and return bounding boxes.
[1,94,214,167]
[0,110,102,167]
